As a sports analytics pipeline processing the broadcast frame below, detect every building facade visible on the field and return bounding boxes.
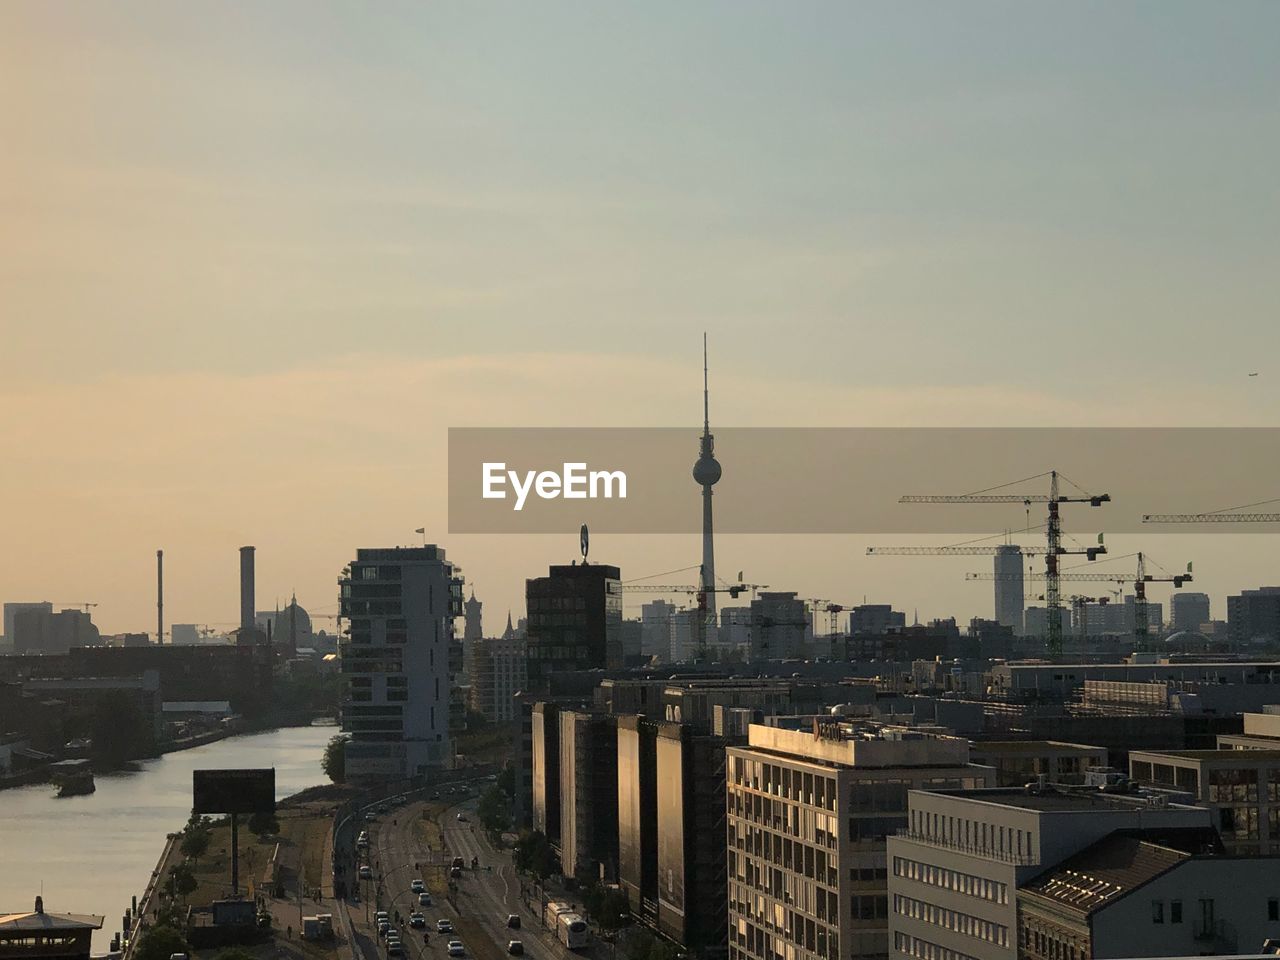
[727,722,996,960]
[338,545,463,782]
[526,563,622,689]
[467,635,526,724]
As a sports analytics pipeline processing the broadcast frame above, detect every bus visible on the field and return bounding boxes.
[556,913,589,951]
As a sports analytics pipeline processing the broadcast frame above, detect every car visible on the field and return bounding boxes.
[386,936,401,949]
[409,914,425,929]
[387,944,405,958]
[375,912,390,924]
[410,879,425,893]
[418,892,433,907]
[436,920,454,934]
[451,857,465,869]
[456,812,467,822]
[507,941,524,956]
[447,941,465,957]
[506,914,521,929]
[359,865,373,880]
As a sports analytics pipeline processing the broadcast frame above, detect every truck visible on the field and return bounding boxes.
[556,913,589,951]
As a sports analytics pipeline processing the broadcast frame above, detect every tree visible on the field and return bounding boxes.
[248,810,280,836]
[582,883,630,932]
[134,925,188,960]
[322,734,349,784]
[477,785,511,835]
[90,691,152,768]
[513,829,557,881]
[214,949,257,960]
[179,821,210,868]
[497,766,515,798]
[169,862,197,902]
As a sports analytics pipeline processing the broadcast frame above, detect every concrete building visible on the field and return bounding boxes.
[1219,705,1280,750]
[169,623,200,646]
[886,787,1211,960]
[10,608,99,655]
[849,605,907,637]
[1129,748,1280,854]
[727,721,996,960]
[1170,593,1211,634]
[1018,832,1280,959]
[993,546,1024,635]
[558,709,618,882]
[466,635,526,724]
[338,545,463,782]
[3,604,53,649]
[968,741,1109,787]
[1229,587,1280,646]
[618,716,728,954]
[721,606,754,652]
[987,660,1280,702]
[748,592,808,660]
[525,563,622,690]
[640,601,677,660]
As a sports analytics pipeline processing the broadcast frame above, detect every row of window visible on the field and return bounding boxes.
[893,931,980,960]
[731,914,839,960]
[892,856,1009,905]
[729,791,841,849]
[909,809,1031,861]
[1020,921,1084,960]
[729,825,840,884]
[731,757,839,811]
[892,894,1008,948]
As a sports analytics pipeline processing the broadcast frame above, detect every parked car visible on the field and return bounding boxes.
[418,893,433,907]
[448,941,465,957]
[507,941,524,956]
[436,920,454,934]
[506,915,521,929]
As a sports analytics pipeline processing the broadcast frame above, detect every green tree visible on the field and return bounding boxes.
[513,829,557,880]
[134,925,188,960]
[179,821,210,868]
[322,734,349,784]
[477,785,511,834]
[213,948,257,960]
[497,766,515,798]
[247,810,280,836]
[169,862,197,902]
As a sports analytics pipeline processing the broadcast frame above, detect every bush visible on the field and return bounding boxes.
[134,925,188,960]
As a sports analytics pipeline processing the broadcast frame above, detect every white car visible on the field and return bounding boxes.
[418,893,433,907]
[448,941,465,957]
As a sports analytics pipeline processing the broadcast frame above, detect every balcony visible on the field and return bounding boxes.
[893,829,1036,866]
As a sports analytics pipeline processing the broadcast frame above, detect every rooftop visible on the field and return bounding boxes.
[0,899,103,933]
[1132,749,1280,762]
[970,740,1106,755]
[920,786,1189,813]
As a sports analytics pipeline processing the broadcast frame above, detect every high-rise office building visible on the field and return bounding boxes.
[993,546,1023,635]
[338,545,463,782]
[748,592,808,660]
[467,634,527,724]
[1228,586,1280,644]
[727,722,995,960]
[1170,592,1211,633]
[525,563,622,689]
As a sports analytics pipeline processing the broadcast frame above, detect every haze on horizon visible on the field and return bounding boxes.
[2,1,1279,635]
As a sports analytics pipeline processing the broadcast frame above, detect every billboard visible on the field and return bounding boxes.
[192,768,275,814]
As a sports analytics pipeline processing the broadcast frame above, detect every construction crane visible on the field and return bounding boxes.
[887,470,1110,656]
[966,552,1192,650]
[1144,497,1280,524]
[867,545,1051,556]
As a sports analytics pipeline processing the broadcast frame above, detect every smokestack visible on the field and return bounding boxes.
[157,549,164,645]
[240,546,255,635]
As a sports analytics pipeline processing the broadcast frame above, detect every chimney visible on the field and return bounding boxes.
[240,546,255,635]
[156,549,164,645]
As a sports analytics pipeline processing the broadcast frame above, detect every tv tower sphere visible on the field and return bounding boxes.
[693,451,721,486]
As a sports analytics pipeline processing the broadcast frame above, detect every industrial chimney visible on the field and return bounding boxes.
[157,549,164,645]
[239,546,256,636]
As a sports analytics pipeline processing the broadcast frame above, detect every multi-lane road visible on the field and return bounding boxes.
[342,788,584,960]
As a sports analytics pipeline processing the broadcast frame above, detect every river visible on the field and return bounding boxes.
[0,723,336,952]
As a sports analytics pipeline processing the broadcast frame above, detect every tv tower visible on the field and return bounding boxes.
[692,333,722,641]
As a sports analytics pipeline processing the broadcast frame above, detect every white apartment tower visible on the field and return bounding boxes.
[339,545,463,781]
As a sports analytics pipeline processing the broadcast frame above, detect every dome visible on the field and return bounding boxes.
[692,455,722,486]
[1164,630,1210,647]
[273,598,313,644]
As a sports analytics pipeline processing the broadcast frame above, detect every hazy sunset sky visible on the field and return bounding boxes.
[3,1,1279,635]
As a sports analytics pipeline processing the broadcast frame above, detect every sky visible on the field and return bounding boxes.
[2,1,1279,636]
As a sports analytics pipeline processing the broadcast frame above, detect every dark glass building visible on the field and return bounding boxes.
[525,563,622,689]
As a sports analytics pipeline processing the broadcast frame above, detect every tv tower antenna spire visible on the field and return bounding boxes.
[692,333,722,649]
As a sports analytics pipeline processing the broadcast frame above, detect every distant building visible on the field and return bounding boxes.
[1024,606,1071,639]
[467,635,526,724]
[1229,587,1280,645]
[640,600,676,661]
[338,545,463,782]
[525,563,622,689]
[968,740,1109,787]
[461,590,483,685]
[1170,592,1211,633]
[849,604,907,636]
[993,546,1024,635]
[728,721,996,960]
[0,896,102,960]
[748,592,808,660]
[169,623,200,646]
[10,608,98,655]
[668,608,699,662]
[720,606,753,651]
[3,604,53,648]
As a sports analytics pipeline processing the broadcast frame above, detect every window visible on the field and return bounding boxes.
[1171,900,1182,924]
[1268,899,1279,922]
[1152,901,1164,924]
